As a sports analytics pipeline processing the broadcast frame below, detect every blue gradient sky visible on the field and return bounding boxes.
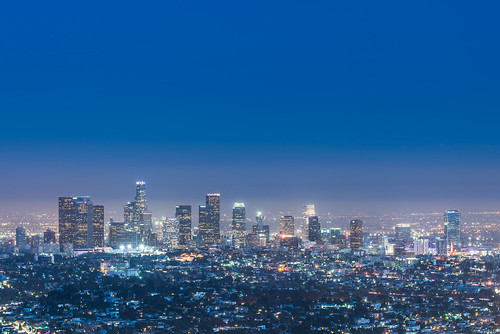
[1,1,499,217]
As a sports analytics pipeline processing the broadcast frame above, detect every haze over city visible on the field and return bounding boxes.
[1,1,500,217]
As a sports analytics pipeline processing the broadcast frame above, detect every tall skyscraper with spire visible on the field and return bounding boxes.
[123,181,153,245]
[232,202,246,248]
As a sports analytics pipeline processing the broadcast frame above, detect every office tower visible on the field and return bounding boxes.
[254,211,270,246]
[135,181,147,214]
[414,238,430,255]
[198,205,211,247]
[395,224,412,255]
[93,205,105,247]
[43,229,56,244]
[350,219,363,250]
[232,202,246,248]
[302,204,316,241]
[59,196,75,245]
[279,216,294,236]
[59,196,94,249]
[176,205,192,248]
[74,196,94,249]
[308,216,320,242]
[444,209,461,252]
[124,202,134,224]
[163,218,180,249]
[15,227,27,248]
[199,193,221,246]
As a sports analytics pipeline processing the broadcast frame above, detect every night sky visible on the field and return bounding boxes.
[1,1,500,217]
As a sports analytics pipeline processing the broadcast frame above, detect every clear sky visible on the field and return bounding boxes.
[1,1,499,217]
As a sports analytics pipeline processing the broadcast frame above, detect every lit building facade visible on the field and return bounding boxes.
[232,202,246,248]
[350,219,363,250]
[444,209,461,252]
[280,216,294,236]
[176,205,192,248]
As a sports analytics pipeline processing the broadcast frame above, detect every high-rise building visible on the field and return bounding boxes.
[124,181,153,244]
[350,219,363,250]
[163,218,180,249]
[124,202,134,224]
[302,204,316,241]
[307,216,321,242]
[176,205,192,248]
[198,205,211,247]
[444,209,461,252]
[279,216,294,236]
[93,205,105,247]
[59,196,94,249]
[74,196,94,249]
[199,193,220,246]
[15,227,27,248]
[59,197,76,245]
[395,224,412,255]
[43,229,56,244]
[253,211,270,247]
[232,202,246,248]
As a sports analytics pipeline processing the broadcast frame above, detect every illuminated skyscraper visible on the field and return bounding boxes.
[93,205,105,247]
[280,216,294,236]
[59,196,94,249]
[301,205,316,241]
[124,202,134,224]
[395,224,411,255]
[74,196,94,249]
[198,205,211,246]
[16,227,27,248]
[200,193,220,246]
[163,218,180,248]
[254,211,270,246]
[176,205,192,248]
[444,209,461,252]
[232,202,246,248]
[350,219,363,250]
[59,196,75,245]
[307,216,320,242]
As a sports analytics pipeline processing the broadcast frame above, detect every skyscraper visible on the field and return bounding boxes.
[59,196,75,245]
[200,193,220,246]
[198,205,211,246]
[307,216,320,242]
[444,209,461,252]
[176,205,192,248]
[124,202,134,224]
[254,211,270,247]
[124,181,153,245]
[163,218,180,249]
[15,227,27,248]
[73,196,94,249]
[302,204,316,241]
[232,202,246,248]
[93,205,105,247]
[350,219,363,251]
[59,196,94,249]
[395,224,411,255]
[280,216,294,236]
